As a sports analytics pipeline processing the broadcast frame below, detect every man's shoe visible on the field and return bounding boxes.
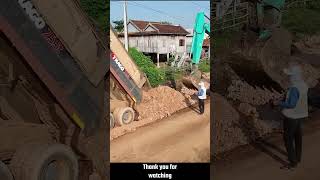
[281,163,297,170]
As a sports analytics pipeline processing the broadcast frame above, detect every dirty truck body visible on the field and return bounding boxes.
[0,0,108,179]
[109,28,148,128]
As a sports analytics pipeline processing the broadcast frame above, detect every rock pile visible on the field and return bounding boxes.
[228,80,283,105]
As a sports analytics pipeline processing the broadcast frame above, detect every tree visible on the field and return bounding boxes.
[112,20,124,32]
[79,0,108,32]
[160,21,172,25]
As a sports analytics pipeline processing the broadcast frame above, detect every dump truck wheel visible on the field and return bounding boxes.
[114,107,135,126]
[0,161,13,180]
[10,143,79,180]
[110,113,115,129]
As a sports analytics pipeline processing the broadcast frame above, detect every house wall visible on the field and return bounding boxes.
[185,36,193,53]
[119,35,187,55]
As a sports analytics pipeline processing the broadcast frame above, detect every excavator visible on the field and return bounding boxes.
[171,12,210,72]
[215,0,293,89]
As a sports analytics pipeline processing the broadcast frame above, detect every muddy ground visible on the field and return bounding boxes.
[111,101,210,162]
[110,75,209,140]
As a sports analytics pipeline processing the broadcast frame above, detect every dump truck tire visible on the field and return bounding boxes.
[114,107,135,126]
[110,113,115,129]
[10,143,79,180]
[0,161,13,180]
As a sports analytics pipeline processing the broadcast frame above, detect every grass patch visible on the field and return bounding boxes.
[199,58,210,73]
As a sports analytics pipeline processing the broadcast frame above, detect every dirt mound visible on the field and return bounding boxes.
[180,86,197,105]
[136,86,189,120]
[213,93,277,155]
[111,86,199,140]
[213,93,248,154]
[228,80,283,105]
[294,34,320,55]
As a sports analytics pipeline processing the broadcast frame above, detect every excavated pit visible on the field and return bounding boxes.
[213,32,320,156]
[226,55,283,93]
[181,78,198,90]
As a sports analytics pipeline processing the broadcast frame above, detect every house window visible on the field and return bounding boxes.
[163,40,166,47]
[136,40,139,46]
[179,39,185,46]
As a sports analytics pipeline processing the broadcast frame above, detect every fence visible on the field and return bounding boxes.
[285,0,319,8]
[212,0,320,32]
[212,1,249,32]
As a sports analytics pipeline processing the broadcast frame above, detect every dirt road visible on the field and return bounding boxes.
[110,102,210,162]
[214,111,320,180]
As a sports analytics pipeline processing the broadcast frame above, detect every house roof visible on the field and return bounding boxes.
[128,20,189,35]
[130,20,153,31]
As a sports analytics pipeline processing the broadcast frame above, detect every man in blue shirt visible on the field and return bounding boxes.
[274,64,308,169]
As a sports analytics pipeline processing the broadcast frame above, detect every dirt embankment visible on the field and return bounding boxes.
[110,85,199,140]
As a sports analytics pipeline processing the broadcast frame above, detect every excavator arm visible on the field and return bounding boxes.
[256,0,286,40]
[190,12,210,64]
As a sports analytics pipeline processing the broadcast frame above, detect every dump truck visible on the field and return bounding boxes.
[109,28,149,128]
[0,0,108,179]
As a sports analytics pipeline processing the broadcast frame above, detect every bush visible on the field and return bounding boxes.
[199,58,210,73]
[282,8,320,36]
[129,48,165,87]
[80,0,108,32]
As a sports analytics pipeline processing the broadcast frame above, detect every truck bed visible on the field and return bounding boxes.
[0,0,107,134]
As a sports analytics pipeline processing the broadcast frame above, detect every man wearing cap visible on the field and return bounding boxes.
[197,81,206,114]
[273,63,308,169]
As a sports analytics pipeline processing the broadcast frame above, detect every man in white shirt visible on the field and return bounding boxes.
[197,82,207,114]
[274,64,308,169]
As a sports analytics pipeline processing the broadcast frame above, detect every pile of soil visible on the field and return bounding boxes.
[180,86,197,104]
[111,85,199,140]
[294,34,320,55]
[136,86,189,120]
[213,93,248,154]
[228,79,283,105]
[213,93,278,155]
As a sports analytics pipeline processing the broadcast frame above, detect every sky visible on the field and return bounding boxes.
[110,1,210,29]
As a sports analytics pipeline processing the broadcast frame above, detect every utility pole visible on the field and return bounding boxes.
[123,1,129,51]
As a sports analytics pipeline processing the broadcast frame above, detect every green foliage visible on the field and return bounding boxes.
[198,58,210,73]
[212,30,236,53]
[162,67,184,82]
[282,8,320,36]
[113,20,124,32]
[80,0,108,32]
[160,21,172,25]
[128,48,165,87]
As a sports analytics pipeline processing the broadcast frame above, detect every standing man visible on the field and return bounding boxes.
[197,81,207,114]
[273,64,308,169]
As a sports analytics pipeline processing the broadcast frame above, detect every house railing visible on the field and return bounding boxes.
[212,0,319,32]
[212,1,249,32]
[285,0,319,8]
